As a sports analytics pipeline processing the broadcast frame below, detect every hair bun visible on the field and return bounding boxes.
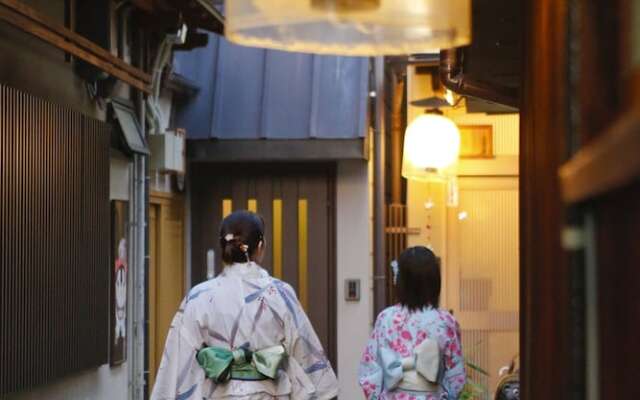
[219,211,265,265]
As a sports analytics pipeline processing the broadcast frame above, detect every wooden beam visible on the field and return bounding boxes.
[1,0,151,83]
[187,139,367,162]
[559,111,640,204]
[0,0,151,93]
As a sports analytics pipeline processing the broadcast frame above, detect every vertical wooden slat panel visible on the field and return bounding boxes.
[0,84,110,395]
[190,168,210,283]
[43,98,51,383]
[189,163,337,366]
[302,172,330,353]
[297,198,308,310]
[0,84,5,394]
[247,198,257,213]
[385,203,408,303]
[255,175,273,273]
[6,86,13,391]
[231,174,248,215]
[18,90,26,389]
[282,176,299,292]
[210,173,225,277]
[272,199,283,279]
[12,89,19,390]
[222,199,232,218]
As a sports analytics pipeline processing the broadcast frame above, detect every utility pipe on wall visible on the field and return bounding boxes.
[390,68,405,205]
[373,56,387,316]
[439,48,520,108]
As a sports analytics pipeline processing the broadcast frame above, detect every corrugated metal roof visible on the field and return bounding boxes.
[173,33,369,140]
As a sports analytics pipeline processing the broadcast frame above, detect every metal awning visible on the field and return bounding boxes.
[111,98,150,155]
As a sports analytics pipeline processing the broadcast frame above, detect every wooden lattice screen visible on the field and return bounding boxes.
[385,203,408,304]
[0,84,110,395]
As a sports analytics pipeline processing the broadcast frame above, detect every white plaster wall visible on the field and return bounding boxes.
[336,160,373,400]
[5,365,129,400]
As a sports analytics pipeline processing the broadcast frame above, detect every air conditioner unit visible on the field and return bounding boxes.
[148,129,185,173]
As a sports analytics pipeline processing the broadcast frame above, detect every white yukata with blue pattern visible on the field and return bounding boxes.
[151,262,338,400]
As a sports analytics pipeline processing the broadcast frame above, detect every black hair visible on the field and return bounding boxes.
[219,210,265,265]
[396,246,441,311]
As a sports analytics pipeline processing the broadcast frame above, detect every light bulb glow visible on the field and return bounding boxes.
[402,114,461,180]
[445,89,455,106]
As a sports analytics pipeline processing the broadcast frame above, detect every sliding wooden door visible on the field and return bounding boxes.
[190,163,337,367]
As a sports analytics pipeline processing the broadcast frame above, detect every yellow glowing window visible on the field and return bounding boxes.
[222,199,232,218]
[272,199,283,279]
[248,199,257,213]
[298,199,308,310]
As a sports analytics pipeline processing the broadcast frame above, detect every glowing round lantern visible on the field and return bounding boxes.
[402,113,461,181]
[224,0,471,56]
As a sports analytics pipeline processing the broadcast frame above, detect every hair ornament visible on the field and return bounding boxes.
[390,260,399,285]
[224,233,235,242]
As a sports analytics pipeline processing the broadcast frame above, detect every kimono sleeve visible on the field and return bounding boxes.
[442,315,466,398]
[150,297,203,400]
[278,282,338,400]
[358,311,385,400]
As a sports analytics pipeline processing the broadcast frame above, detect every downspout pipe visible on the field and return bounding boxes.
[373,56,387,317]
[145,25,188,135]
[439,48,520,109]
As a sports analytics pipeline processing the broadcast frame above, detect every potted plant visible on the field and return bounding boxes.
[459,359,490,400]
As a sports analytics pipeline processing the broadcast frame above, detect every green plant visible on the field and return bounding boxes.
[459,359,490,400]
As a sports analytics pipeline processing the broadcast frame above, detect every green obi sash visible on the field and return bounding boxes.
[196,344,287,383]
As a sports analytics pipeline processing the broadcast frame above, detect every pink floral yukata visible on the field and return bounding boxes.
[358,305,465,400]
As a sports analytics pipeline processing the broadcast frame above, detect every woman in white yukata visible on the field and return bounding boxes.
[358,247,465,400]
[151,211,338,400]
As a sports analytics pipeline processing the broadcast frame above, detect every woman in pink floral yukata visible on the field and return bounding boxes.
[358,246,465,399]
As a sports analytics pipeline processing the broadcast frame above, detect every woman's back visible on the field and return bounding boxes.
[151,262,338,399]
[359,247,465,400]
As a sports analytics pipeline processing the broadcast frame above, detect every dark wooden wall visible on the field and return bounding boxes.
[580,1,640,397]
[520,1,571,398]
[0,84,110,395]
[522,0,640,398]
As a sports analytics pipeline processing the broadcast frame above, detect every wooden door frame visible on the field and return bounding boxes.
[188,162,338,368]
[148,191,186,392]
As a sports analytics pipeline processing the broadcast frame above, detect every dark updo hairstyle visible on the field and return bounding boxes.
[396,246,441,311]
[219,210,265,265]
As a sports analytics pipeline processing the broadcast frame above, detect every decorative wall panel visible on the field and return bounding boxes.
[0,84,110,395]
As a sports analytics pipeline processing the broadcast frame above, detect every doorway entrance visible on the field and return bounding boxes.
[190,163,337,366]
[148,192,186,392]
[446,177,519,393]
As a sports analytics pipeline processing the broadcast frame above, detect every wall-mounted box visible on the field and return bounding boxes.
[345,279,361,301]
[148,129,185,173]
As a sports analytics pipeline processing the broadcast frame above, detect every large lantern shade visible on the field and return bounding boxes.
[402,114,461,181]
[225,0,471,56]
